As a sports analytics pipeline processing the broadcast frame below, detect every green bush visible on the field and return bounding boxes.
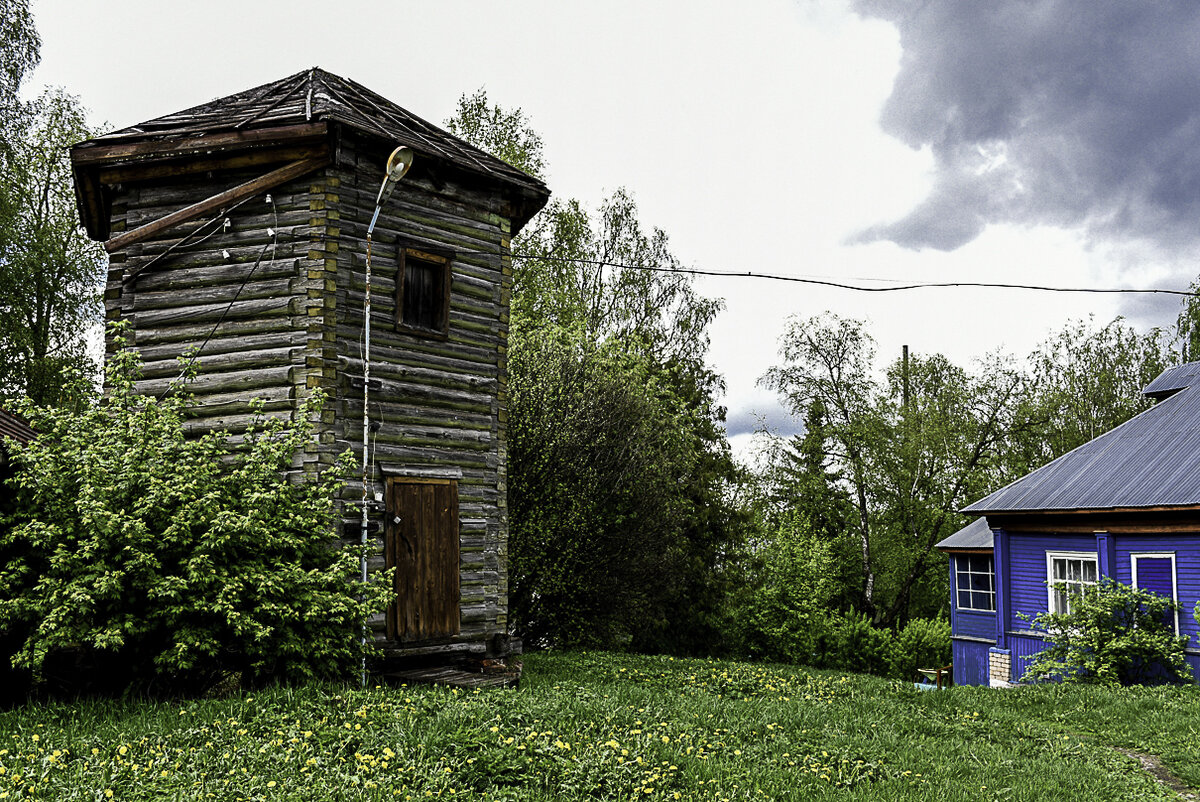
[886,616,951,681]
[726,511,836,664]
[0,329,391,694]
[825,610,891,675]
[1022,577,1191,687]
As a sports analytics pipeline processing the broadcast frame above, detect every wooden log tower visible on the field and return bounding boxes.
[70,68,550,671]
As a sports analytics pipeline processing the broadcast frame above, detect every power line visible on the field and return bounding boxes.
[459,251,1198,297]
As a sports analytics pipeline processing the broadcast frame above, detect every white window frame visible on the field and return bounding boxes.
[954,554,996,612]
[1046,551,1099,615]
[1131,552,1180,634]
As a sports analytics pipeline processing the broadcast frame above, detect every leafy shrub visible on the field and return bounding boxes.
[825,610,891,675]
[726,511,836,663]
[0,330,391,694]
[1021,577,1191,687]
[886,616,951,681]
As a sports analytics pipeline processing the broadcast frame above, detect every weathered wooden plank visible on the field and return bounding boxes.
[132,258,297,292]
[132,277,293,311]
[135,315,297,346]
[339,356,497,393]
[181,385,293,417]
[140,345,298,379]
[73,121,328,166]
[98,143,331,185]
[136,330,305,362]
[134,364,292,397]
[108,157,327,254]
[131,296,293,327]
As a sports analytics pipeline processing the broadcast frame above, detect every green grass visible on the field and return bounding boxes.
[0,650,1197,800]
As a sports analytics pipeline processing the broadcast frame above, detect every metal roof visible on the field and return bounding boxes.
[935,516,993,550]
[965,360,1200,513]
[1142,362,1200,400]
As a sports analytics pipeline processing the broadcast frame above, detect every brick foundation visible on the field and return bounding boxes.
[988,648,1012,688]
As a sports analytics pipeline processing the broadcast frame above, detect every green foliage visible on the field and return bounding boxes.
[448,92,740,655]
[762,313,1024,624]
[1013,316,1170,473]
[514,190,723,365]
[507,326,737,652]
[2,651,1200,800]
[0,87,106,405]
[445,88,546,180]
[824,610,893,676]
[1021,577,1192,687]
[886,616,950,682]
[727,512,836,663]
[1177,277,1200,362]
[0,328,390,693]
[0,0,38,116]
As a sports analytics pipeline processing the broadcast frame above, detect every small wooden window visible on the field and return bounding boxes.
[396,245,452,338]
[385,478,460,642]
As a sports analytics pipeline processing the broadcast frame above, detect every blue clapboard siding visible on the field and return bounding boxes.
[1007,533,1088,631]
[953,640,990,686]
[1011,632,1049,682]
[953,609,996,641]
[1115,534,1200,650]
[998,532,1200,683]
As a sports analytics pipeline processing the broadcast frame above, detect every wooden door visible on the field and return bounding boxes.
[385,479,460,641]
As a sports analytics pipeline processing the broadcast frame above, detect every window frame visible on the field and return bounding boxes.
[395,243,454,339]
[954,553,996,612]
[1045,550,1099,615]
[1131,552,1180,634]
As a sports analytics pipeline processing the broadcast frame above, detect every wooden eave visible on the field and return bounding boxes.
[71,122,332,241]
[982,504,1200,535]
[936,546,994,553]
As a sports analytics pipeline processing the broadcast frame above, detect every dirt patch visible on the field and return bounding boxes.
[1114,748,1199,800]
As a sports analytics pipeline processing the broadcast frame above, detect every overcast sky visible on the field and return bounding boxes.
[27,0,1200,458]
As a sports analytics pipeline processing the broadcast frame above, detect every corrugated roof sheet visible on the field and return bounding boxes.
[1142,362,1200,399]
[935,516,993,550]
[0,407,34,444]
[74,67,548,208]
[965,360,1200,513]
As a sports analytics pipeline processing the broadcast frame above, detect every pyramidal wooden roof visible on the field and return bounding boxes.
[72,68,549,239]
[964,361,1200,514]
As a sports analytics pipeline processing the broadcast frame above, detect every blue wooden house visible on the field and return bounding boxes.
[938,362,1200,687]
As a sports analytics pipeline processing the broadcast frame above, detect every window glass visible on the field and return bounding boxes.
[1049,554,1098,614]
[955,554,995,612]
[402,259,442,331]
[396,246,452,337]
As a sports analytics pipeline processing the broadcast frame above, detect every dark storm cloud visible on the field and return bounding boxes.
[852,1,1200,253]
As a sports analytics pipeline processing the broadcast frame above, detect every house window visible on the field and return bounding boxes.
[1046,551,1098,614]
[955,554,995,612]
[396,245,452,337]
[1132,553,1179,634]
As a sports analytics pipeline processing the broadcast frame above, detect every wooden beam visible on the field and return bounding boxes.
[72,122,328,166]
[96,142,330,185]
[105,157,326,254]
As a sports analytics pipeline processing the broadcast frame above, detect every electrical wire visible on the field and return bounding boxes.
[158,195,280,397]
[456,250,1199,298]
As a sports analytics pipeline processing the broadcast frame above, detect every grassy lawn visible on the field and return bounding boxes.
[0,650,1197,800]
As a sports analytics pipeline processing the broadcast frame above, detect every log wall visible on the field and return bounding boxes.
[323,132,513,656]
[102,126,516,660]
